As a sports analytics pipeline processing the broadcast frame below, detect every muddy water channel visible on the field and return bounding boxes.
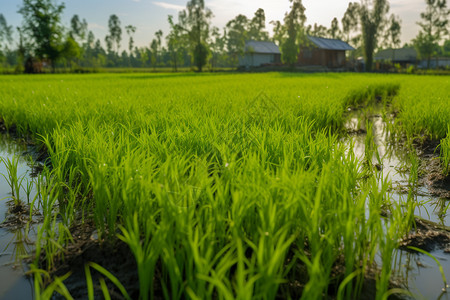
[346,105,450,300]
[0,135,39,300]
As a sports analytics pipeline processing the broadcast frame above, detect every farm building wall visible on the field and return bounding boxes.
[298,48,346,68]
[239,53,281,67]
[418,57,450,69]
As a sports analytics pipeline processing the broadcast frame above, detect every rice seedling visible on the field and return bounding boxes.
[440,126,450,176]
[28,264,73,300]
[23,178,34,204]
[84,262,131,300]
[0,155,27,207]
[0,72,448,299]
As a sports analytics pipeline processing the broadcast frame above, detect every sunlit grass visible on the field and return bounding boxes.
[0,72,448,299]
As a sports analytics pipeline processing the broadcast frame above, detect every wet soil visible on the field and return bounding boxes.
[0,201,42,230]
[419,151,450,199]
[400,218,450,253]
[50,239,141,300]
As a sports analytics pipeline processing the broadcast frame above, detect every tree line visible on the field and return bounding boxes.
[0,0,448,73]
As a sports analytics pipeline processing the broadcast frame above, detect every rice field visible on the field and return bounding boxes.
[0,72,449,299]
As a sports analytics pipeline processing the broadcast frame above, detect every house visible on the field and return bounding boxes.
[238,40,281,67]
[298,36,355,68]
[374,48,418,68]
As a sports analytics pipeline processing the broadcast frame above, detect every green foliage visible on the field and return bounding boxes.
[194,42,209,71]
[360,0,390,71]
[0,14,13,50]
[62,36,81,67]
[105,14,122,54]
[384,14,402,49]
[178,0,213,72]
[342,2,360,44]
[125,25,136,55]
[0,155,26,206]
[226,14,249,64]
[281,0,306,66]
[414,0,450,69]
[18,0,66,70]
[392,76,450,140]
[440,127,450,175]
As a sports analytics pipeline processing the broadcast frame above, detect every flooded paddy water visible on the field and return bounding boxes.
[346,104,450,300]
[0,135,39,300]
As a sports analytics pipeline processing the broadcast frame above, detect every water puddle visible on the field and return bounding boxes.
[346,105,450,299]
[0,135,39,300]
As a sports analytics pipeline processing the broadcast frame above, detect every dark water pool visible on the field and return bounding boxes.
[0,137,37,300]
[347,108,450,300]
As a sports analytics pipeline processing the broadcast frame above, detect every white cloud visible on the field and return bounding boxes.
[152,1,185,11]
[88,23,106,30]
[131,0,141,2]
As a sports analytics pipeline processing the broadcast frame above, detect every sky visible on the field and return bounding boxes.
[1,0,427,50]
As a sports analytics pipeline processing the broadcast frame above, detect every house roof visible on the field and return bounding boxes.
[307,36,355,51]
[375,48,417,62]
[245,40,281,54]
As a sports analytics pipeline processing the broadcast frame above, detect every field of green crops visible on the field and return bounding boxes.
[0,73,449,299]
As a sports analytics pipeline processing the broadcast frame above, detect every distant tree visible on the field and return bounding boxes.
[167,15,185,71]
[444,39,450,55]
[155,30,163,55]
[0,15,13,67]
[138,47,149,67]
[270,20,285,46]
[70,14,88,43]
[62,35,81,68]
[413,0,449,68]
[359,0,390,71]
[83,30,95,58]
[0,14,13,50]
[342,2,360,44]
[16,27,26,71]
[86,31,95,49]
[281,0,306,66]
[209,27,225,70]
[81,30,96,67]
[226,14,249,65]
[178,0,213,72]
[125,25,136,54]
[106,14,122,54]
[307,23,328,37]
[18,0,66,71]
[149,30,163,68]
[328,17,342,39]
[248,8,269,41]
[384,14,401,48]
[150,39,158,69]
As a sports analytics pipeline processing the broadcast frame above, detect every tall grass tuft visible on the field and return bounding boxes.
[1,155,26,207]
[440,126,450,176]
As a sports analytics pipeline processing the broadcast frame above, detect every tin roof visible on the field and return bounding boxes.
[245,40,281,54]
[307,36,355,51]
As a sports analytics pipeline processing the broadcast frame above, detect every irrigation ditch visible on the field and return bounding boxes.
[0,85,449,299]
[344,98,450,300]
[0,134,40,299]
